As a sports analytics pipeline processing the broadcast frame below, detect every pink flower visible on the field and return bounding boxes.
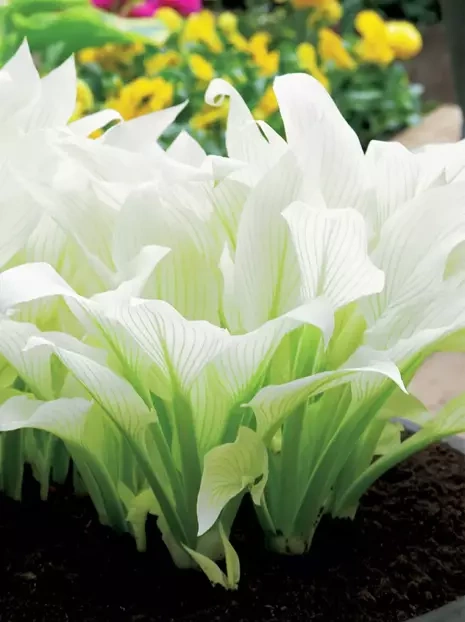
[91,0,201,17]
[92,0,114,9]
[158,0,201,16]
[129,0,159,16]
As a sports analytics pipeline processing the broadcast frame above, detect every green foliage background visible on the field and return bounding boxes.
[342,0,440,26]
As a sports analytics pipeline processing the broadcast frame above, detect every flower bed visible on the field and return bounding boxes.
[67,3,424,151]
[342,0,441,27]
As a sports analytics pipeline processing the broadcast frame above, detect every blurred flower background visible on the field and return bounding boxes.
[0,0,430,152]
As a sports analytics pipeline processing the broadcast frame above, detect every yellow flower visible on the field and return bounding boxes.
[228,31,249,52]
[89,128,104,140]
[308,0,342,24]
[77,42,145,72]
[355,10,386,39]
[249,32,280,78]
[292,0,332,10]
[190,104,228,130]
[253,85,278,120]
[323,0,342,22]
[156,7,184,32]
[296,42,330,90]
[354,10,395,65]
[218,11,238,33]
[121,41,145,61]
[182,10,223,53]
[188,53,215,82]
[318,28,356,70]
[70,80,94,121]
[111,42,145,67]
[249,31,272,53]
[77,47,99,65]
[144,51,181,75]
[106,77,174,120]
[354,39,394,65]
[385,20,422,60]
[257,49,279,77]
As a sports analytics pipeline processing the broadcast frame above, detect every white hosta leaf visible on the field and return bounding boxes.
[22,212,114,302]
[283,202,384,309]
[14,214,70,325]
[366,283,465,350]
[23,56,76,131]
[102,102,187,151]
[219,522,241,589]
[0,262,77,314]
[191,299,334,454]
[394,389,465,443]
[364,281,465,376]
[202,155,245,181]
[118,485,160,552]
[182,544,236,589]
[0,168,42,270]
[0,320,54,399]
[113,181,211,269]
[197,427,268,536]
[363,141,421,235]
[167,131,206,166]
[92,244,171,305]
[60,177,120,267]
[60,132,210,189]
[113,298,229,395]
[59,136,157,184]
[273,73,368,208]
[24,336,156,436]
[0,395,128,527]
[219,244,242,334]
[364,182,465,325]
[207,179,249,253]
[170,132,242,180]
[25,213,68,266]
[343,346,407,404]
[205,79,284,185]
[249,346,405,442]
[419,390,465,437]
[233,151,306,331]
[382,390,428,433]
[445,240,465,279]
[146,144,213,183]
[414,140,465,185]
[363,141,448,236]
[0,262,158,402]
[0,40,40,126]
[0,395,42,430]
[68,109,122,137]
[255,120,289,151]
[202,299,334,404]
[32,165,124,278]
[0,395,92,442]
[113,182,221,323]
[182,522,240,589]
[41,333,107,368]
[373,421,404,456]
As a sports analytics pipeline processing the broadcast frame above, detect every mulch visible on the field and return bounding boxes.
[0,442,464,622]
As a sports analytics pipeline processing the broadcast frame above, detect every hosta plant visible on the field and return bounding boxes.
[1,42,465,589]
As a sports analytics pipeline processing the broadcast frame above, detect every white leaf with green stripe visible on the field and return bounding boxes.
[283,201,384,308]
[197,427,268,536]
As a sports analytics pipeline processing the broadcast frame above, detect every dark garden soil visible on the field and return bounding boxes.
[0,443,464,622]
